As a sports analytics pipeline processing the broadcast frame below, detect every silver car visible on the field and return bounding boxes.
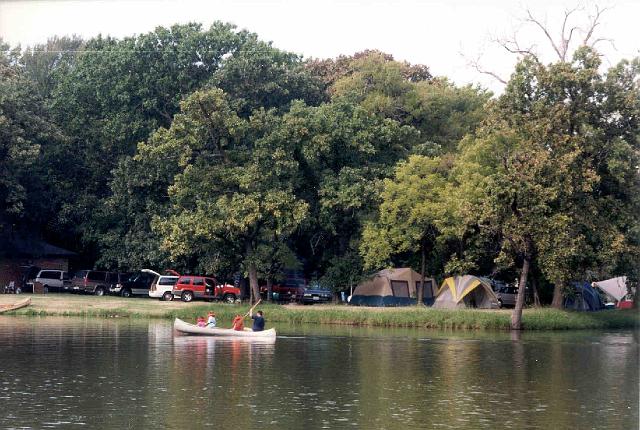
[493,284,518,308]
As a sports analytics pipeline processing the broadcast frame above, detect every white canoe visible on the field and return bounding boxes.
[174,318,276,338]
[0,297,31,314]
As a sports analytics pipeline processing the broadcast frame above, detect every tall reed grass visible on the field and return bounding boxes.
[10,296,638,330]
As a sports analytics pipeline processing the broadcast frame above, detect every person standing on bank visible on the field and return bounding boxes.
[250,309,265,332]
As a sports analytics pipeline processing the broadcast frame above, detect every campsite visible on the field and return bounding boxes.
[1,1,638,429]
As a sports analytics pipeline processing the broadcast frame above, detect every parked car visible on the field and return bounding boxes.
[71,270,117,296]
[106,272,132,295]
[259,281,302,302]
[492,283,518,308]
[117,271,157,298]
[146,269,180,301]
[32,270,70,293]
[297,282,333,304]
[172,275,241,303]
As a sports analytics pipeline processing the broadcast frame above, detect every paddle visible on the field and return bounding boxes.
[243,298,262,318]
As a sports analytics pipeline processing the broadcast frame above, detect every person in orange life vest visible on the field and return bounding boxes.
[231,314,244,331]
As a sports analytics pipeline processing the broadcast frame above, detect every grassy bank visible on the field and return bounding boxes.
[1,294,638,330]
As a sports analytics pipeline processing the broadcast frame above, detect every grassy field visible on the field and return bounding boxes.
[1,294,638,330]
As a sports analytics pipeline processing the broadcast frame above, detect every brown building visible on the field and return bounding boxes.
[0,235,76,289]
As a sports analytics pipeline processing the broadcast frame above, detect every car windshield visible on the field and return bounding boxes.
[74,270,89,279]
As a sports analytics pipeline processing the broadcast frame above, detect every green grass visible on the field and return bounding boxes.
[4,295,638,330]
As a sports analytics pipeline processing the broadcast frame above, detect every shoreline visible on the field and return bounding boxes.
[1,294,637,331]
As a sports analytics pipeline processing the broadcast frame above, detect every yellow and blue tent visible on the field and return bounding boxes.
[433,275,499,309]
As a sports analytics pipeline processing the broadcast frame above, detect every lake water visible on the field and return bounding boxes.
[0,317,637,429]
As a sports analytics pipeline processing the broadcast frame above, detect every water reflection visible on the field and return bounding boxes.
[0,317,637,429]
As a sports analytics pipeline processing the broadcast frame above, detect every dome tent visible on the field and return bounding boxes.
[433,275,499,309]
[564,282,604,311]
[349,268,436,307]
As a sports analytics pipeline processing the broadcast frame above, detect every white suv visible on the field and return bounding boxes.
[146,269,180,301]
[34,270,70,293]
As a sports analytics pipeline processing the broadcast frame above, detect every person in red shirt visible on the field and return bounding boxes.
[231,314,244,331]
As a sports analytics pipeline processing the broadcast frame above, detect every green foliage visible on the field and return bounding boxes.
[211,37,326,116]
[3,19,637,311]
[141,89,308,291]
[452,48,640,308]
[360,155,451,270]
[0,44,67,233]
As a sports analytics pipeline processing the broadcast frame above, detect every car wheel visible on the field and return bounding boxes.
[95,287,105,296]
[121,289,132,298]
[162,291,173,301]
[497,299,503,308]
[15,287,22,294]
[223,294,236,304]
[181,291,194,302]
[42,285,49,294]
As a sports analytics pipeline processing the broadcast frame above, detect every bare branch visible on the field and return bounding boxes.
[525,8,564,61]
[583,5,609,46]
[560,5,582,59]
[589,37,616,50]
[493,31,540,63]
[463,53,507,84]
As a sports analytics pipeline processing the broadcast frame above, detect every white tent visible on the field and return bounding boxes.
[592,277,627,301]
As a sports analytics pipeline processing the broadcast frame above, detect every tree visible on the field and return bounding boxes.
[99,34,327,270]
[467,4,614,86]
[0,40,67,236]
[455,48,639,326]
[497,49,640,308]
[20,35,84,99]
[47,23,253,255]
[360,155,452,304]
[454,117,578,328]
[305,49,431,95]
[328,52,490,154]
[211,38,325,117]
[269,99,420,291]
[148,89,308,302]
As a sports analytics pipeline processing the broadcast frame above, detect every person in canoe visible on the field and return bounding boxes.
[250,309,265,332]
[231,314,244,331]
[196,316,206,327]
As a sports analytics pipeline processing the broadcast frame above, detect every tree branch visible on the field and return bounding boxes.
[525,9,564,61]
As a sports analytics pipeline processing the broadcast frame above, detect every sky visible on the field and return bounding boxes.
[1,0,638,93]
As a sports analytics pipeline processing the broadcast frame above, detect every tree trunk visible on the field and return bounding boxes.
[266,278,273,303]
[511,254,531,330]
[245,240,261,305]
[417,242,426,306]
[248,263,260,305]
[531,277,541,307]
[551,283,564,309]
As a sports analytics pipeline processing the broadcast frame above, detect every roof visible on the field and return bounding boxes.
[2,234,76,258]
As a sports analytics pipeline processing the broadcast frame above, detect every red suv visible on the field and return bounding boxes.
[172,275,241,303]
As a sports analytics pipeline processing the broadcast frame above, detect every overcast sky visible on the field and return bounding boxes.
[1,0,638,93]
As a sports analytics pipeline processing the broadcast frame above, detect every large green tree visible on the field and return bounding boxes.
[140,89,307,302]
[360,155,453,304]
[99,34,324,270]
[0,41,67,238]
[454,48,639,327]
[267,99,420,290]
[47,23,252,254]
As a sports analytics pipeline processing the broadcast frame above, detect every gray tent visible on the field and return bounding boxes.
[433,275,499,309]
[349,268,436,307]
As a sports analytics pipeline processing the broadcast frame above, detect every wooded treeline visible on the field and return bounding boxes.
[1,22,638,312]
